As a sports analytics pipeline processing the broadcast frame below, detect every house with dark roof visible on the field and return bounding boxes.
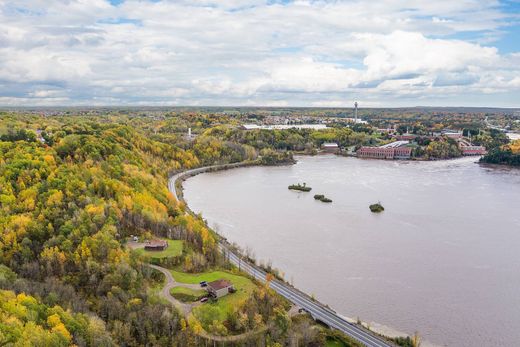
[206,279,234,298]
[144,239,168,251]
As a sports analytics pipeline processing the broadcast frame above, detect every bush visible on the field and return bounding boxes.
[369,203,384,212]
[314,194,332,203]
[289,183,312,192]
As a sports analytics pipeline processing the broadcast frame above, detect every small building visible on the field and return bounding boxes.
[144,239,168,251]
[442,130,463,139]
[206,279,234,298]
[460,145,487,156]
[321,142,339,153]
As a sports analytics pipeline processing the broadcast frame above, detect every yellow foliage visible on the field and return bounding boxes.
[47,190,63,207]
[43,154,55,166]
[19,188,37,211]
[9,214,31,234]
[108,247,128,264]
[128,298,142,307]
[47,313,62,327]
[85,203,104,217]
[16,293,38,307]
[40,246,66,266]
[509,140,520,154]
[51,322,72,341]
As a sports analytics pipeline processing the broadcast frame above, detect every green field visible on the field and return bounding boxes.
[170,286,207,302]
[135,239,183,259]
[171,269,256,328]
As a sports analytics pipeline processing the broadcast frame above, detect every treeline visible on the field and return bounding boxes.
[480,139,520,166]
[207,126,375,152]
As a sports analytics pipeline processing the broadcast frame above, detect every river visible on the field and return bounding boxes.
[183,155,520,347]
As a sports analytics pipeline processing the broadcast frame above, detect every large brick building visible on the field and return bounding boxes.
[357,146,412,159]
[357,140,412,160]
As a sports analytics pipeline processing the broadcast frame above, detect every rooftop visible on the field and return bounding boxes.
[146,239,168,247]
[207,279,233,291]
[380,140,410,148]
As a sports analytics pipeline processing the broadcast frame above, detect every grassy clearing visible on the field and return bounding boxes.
[135,239,183,259]
[171,269,256,327]
[170,269,244,284]
[169,286,206,302]
[326,338,347,347]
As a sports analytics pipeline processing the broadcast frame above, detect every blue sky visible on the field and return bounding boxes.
[0,0,519,107]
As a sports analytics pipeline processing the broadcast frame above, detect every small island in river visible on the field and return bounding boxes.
[288,183,312,192]
[369,202,385,212]
[314,194,332,203]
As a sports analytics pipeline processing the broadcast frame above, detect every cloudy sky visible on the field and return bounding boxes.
[1,0,519,107]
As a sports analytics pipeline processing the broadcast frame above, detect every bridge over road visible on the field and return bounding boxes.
[169,163,396,347]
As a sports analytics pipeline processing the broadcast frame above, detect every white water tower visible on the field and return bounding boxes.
[354,102,358,123]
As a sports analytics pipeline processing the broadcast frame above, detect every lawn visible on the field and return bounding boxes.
[169,286,206,302]
[134,239,183,259]
[171,269,256,328]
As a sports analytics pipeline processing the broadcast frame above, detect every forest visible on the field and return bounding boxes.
[0,111,374,347]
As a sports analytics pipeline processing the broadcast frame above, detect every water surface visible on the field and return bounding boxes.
[184,155,520,347]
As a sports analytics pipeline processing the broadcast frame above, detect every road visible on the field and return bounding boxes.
[169,164,395,347]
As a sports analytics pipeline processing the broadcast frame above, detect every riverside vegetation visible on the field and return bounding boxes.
[0,110,406,347]
[369,203,385,213]
[480,139,520,166]
[288,183,312,192]
[314,194,333,203]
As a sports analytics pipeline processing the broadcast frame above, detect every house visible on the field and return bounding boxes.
[206,279,234,298]
[144,239,168,251]
[321,142,339,153]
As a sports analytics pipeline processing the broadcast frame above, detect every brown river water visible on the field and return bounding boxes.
[183,155,520,347]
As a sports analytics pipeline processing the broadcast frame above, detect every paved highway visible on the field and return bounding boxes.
[169,165,395,347]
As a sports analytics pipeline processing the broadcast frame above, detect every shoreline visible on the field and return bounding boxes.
[169,155,490,347]
[169,159,410,346]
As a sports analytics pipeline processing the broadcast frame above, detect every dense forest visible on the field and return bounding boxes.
[0,111,373,347]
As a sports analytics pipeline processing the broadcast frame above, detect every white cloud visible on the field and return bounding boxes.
[0,0,518,106]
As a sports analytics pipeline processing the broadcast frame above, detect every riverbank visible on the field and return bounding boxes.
[169,160,403,347]
[181,155,520,347]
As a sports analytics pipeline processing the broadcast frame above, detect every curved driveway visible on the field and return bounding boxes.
[148,264,194,316]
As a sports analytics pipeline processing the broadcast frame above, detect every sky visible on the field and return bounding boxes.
[0,0,519,107]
